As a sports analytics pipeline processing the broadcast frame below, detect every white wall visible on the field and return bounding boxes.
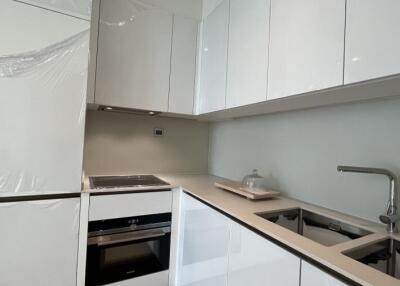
[84,110,209,175]
[209,97,400,222]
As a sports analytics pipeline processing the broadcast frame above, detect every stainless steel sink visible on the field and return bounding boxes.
[256,208,372,246]
[344,239,400,279]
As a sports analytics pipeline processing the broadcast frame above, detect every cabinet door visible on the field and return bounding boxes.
[344,0,400,84]
[15,0,92,19]
[169,15,199,115]
[198,0,229,114]
[0,0,89,195]
[95,0,173,112]
[0,198,80,286]
[226,0,270,108]
[176,193,230,286]
[301,261,348,286]
[228,222,300,286]
[267,0,345,100]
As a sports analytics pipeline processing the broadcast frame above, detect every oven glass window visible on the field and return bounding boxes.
[86,233,170,286]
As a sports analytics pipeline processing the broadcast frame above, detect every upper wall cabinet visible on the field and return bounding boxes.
[16,0,92,19]
[198,0,230,114]
[267,0,345,100]
[344,0,400,84]
[226,0,270,108]
[0,0,90,195]
[95,0,200,114]
[168,15,198,114]
[95,0,173,112]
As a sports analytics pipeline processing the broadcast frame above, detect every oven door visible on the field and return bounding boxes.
[86,227,171,286]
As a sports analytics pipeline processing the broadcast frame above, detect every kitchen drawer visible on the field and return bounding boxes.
[89,191,172,221]
[104,271,169,286]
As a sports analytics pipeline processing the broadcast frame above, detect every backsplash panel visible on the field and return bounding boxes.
[209,97,400,222]
[84,110,209,175]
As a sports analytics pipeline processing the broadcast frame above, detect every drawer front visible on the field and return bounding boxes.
[89,191,172,221]
[106,271,169,286]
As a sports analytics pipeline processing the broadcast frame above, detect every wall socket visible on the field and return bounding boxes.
[153,127,164,137]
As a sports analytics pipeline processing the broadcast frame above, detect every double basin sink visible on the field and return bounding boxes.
[256,208,400,280]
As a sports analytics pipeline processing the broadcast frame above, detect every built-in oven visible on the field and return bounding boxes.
[86,213,171,286]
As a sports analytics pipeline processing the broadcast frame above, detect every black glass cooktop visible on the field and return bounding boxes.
[89,175,170,189]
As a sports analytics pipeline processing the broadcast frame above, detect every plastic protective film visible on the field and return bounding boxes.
[0,198,80,285]
[16,0,92,19]
[0,1,90,196]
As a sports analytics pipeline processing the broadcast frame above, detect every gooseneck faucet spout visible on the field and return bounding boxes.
[337,165,399,233]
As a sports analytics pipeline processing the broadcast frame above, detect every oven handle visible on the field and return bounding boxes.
[88,226,171,246]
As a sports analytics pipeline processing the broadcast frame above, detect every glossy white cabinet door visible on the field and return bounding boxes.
[198,0,229,114]
[345,0,400,84]
[0,198,80,286]
[228,222,300,286]
[95,0,173,112]
[268,0,345,100]
[301,261,348,286]
[176,193,230,286]
[226,0,270,108]
[0,0,90,195]
[168,15,199,115]
[16,0,92,19]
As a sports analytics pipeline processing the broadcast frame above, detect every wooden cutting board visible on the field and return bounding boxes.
[215,181,280,200]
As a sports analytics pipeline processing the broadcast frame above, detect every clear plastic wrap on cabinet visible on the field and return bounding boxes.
[0,0,90,196]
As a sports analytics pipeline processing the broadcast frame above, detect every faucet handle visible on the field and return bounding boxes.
[379,213,400,224]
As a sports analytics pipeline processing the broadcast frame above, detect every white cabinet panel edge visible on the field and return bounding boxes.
[77,193,90,286]
[169,188,184,286]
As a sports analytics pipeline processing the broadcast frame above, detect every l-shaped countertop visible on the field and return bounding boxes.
[86,174,400,286]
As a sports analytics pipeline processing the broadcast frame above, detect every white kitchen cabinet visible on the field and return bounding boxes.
[226,0,270,108]
[95,0,173,112]
[0,0,90,195]
[16,0,92,19]
[344,0,400,84]
[176,193,230,286]
[267,0,345,100]
[198,0,229,114]
[168,15,199,114]
[0,198,80,286]
[228,222,300,286]
[301,261,348,286]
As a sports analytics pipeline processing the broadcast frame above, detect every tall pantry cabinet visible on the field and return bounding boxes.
[0,1,91,285]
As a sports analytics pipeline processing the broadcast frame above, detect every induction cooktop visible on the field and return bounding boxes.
[89,175,170,189]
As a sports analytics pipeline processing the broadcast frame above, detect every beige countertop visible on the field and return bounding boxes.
[157,174,400,286]
[84,173,400,285]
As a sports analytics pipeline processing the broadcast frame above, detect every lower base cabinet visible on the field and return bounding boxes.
[228,222,300,286]
[301,261,349,286]
[176,193,300,286]
[0,198,80,286]
[176,193,230,286]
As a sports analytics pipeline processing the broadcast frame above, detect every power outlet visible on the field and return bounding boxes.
[153,128,164,137]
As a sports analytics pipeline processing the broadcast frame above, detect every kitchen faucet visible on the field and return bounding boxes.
[337,165,400,233]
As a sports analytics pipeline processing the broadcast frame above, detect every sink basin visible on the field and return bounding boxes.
[256,208,372,246]
[344,239,400,279]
